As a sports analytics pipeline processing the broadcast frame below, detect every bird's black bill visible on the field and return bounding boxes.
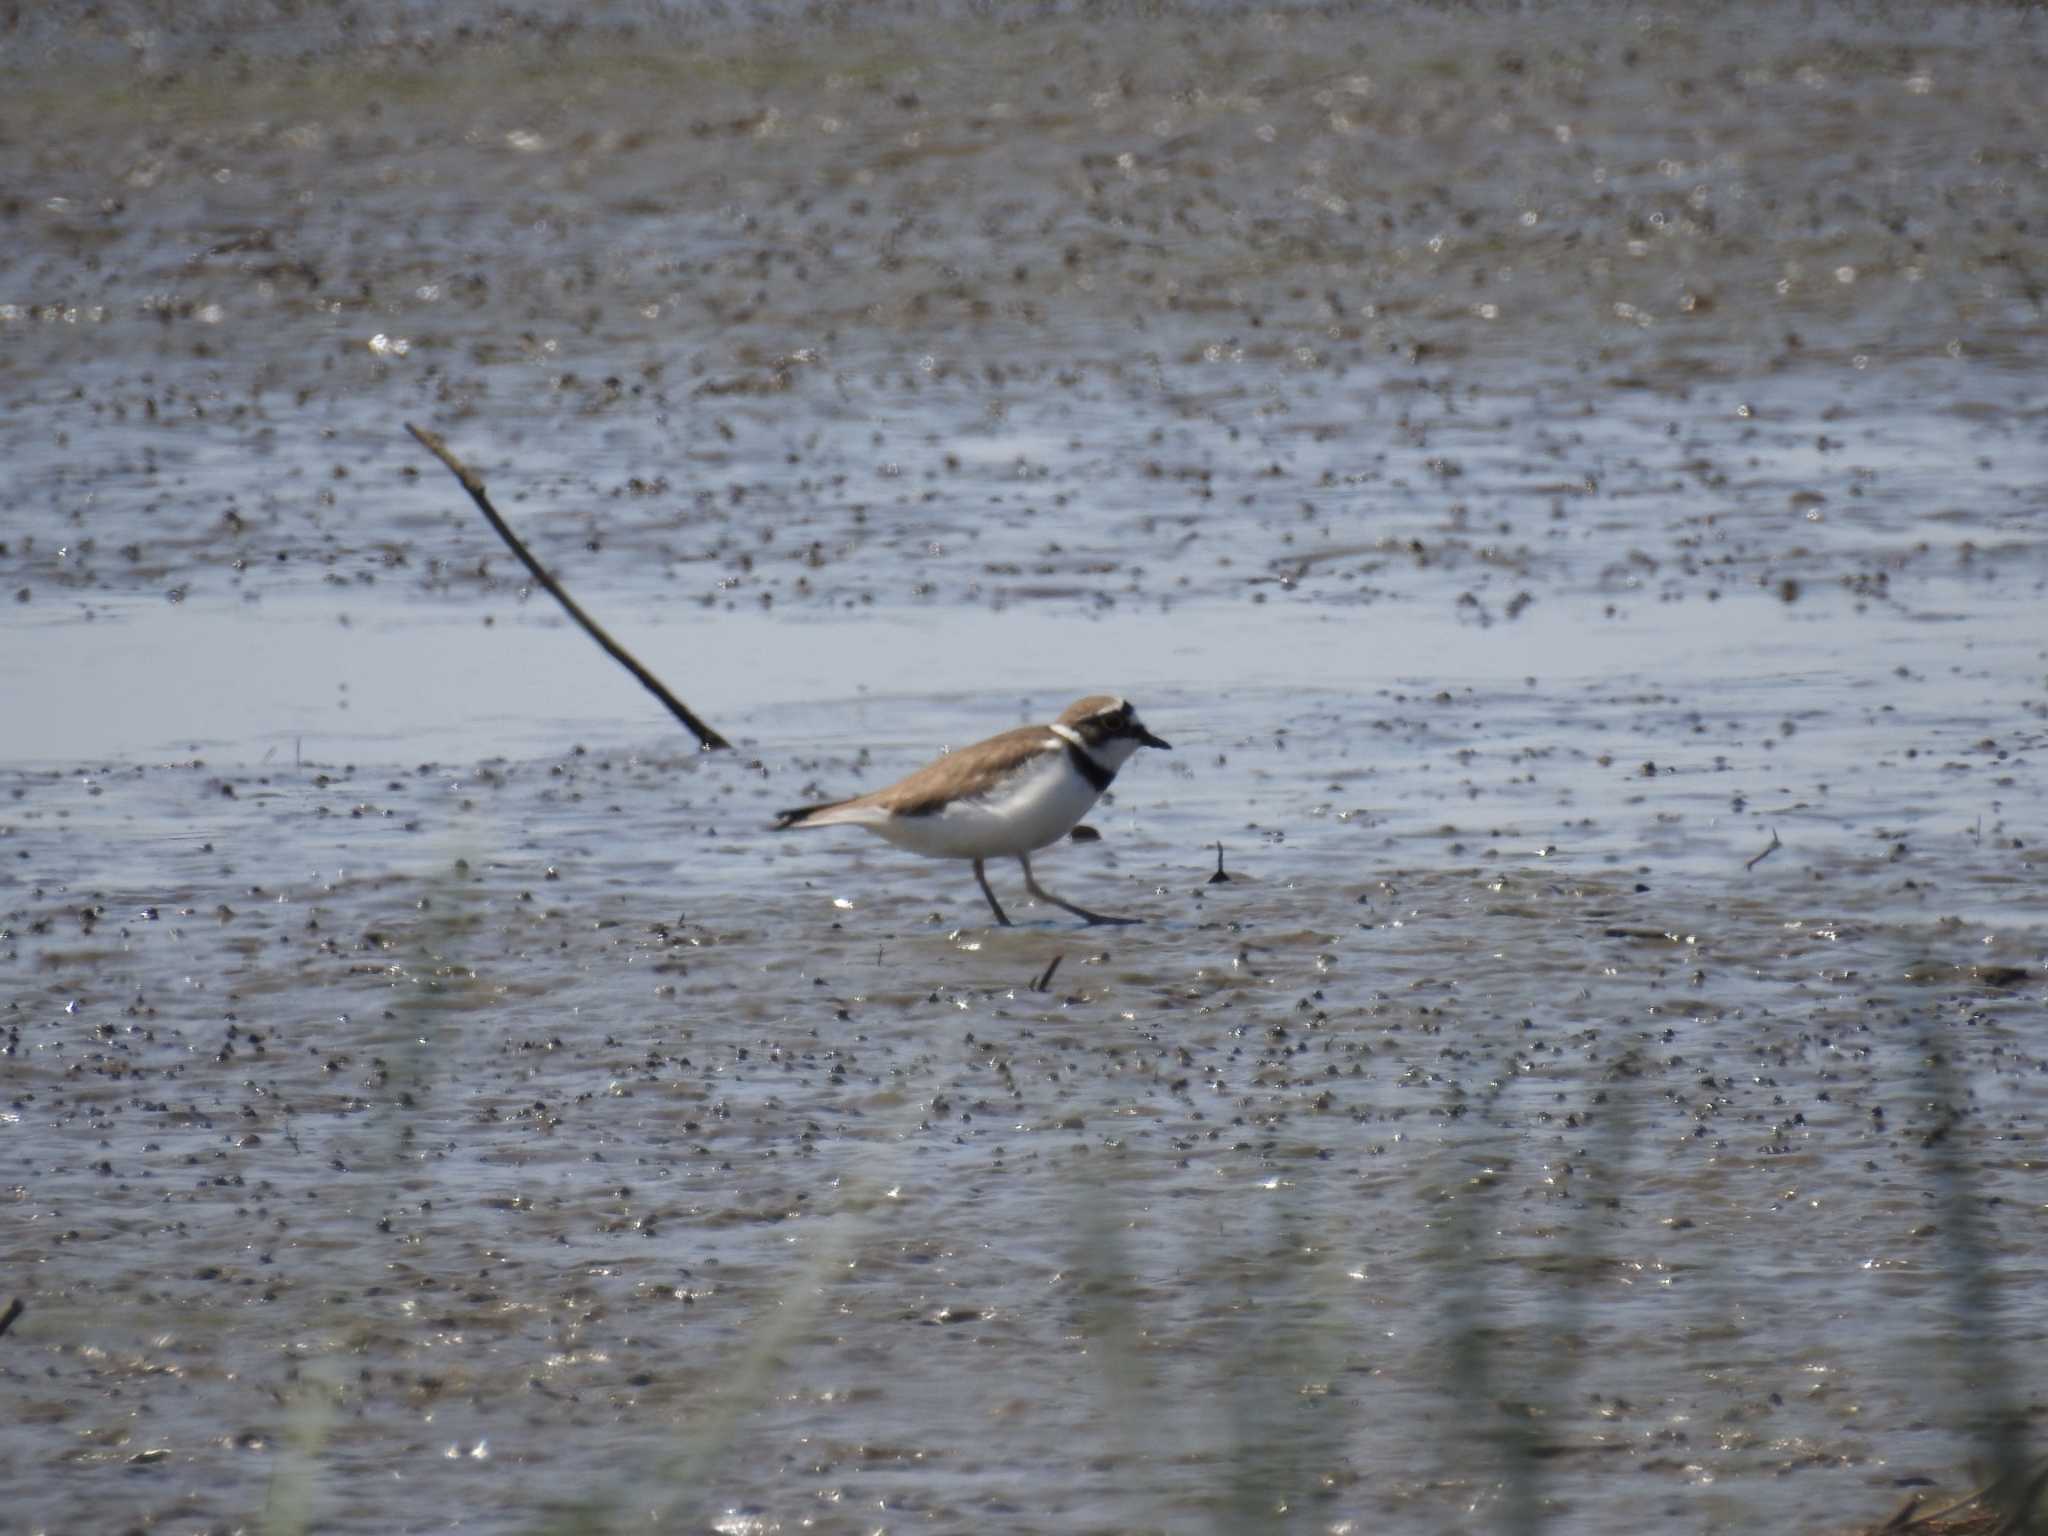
[1135,726,1171,750]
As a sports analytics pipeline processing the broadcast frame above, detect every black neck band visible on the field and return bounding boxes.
[1065,740,1115,792]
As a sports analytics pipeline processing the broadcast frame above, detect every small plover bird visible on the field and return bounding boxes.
[774,695,1171,926]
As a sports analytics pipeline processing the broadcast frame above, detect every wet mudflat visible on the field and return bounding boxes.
[3,4,2046,1534]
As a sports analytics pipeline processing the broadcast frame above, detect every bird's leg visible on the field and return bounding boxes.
[972,858,1013,926]
[1018,851,1137,926]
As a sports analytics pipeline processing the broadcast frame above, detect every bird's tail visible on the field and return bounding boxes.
[773,799,865,830]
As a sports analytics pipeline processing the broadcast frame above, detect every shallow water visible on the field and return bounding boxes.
[4,5,2046,1534]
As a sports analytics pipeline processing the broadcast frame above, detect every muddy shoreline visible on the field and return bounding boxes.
[4,5,2045,1533]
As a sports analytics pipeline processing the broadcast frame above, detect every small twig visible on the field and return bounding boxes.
[1029,953,1064,994]
[405,423,732,752]
[0,1297,23,1337]
[1207,841,1232,884]
[1744,827,1782,871]
[1871,1467,2031,1533]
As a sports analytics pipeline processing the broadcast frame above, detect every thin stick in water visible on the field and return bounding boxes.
[1030,953,1064,994]
[405,423,733,752]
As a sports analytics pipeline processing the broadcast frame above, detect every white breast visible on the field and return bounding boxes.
[870,753,1103,860]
